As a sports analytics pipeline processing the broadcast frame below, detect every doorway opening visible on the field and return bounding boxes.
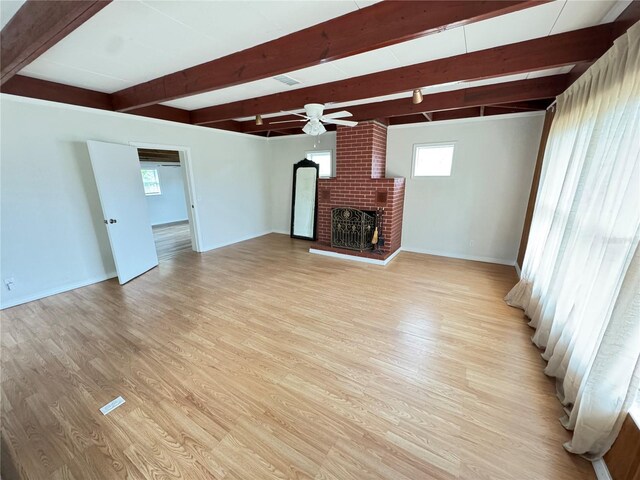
[135,146,200,261]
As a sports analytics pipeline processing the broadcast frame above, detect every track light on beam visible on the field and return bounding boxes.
[255,114,263,125]
[412,89,423,104]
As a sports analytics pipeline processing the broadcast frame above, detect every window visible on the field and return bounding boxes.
[306,150,332,178]
[141,168,161,195]
[412,143,455,177]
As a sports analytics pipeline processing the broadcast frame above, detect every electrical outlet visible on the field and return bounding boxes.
[4,278,15,291]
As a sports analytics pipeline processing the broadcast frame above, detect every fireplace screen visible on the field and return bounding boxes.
[331,207,376,251]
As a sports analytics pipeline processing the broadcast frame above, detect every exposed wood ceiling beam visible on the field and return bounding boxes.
[337,76,564,118]
[388,114,431,126]
[376,101,554,126]
[240,75,566,133]
[192,23,617,125]
[487,99,552,111]
[484,105,541,116]
[0,75,192,121]
[1,0,636,134]
[111,0,544,112]
[0,0,111,85]
[124,104,191,124]
[387,104,548,126]
[0,74,247,132]
[1,75,113,110]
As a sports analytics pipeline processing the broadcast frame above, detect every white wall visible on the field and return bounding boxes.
[267,115,542,265]
[0,95,270,308]
[268,133,336,233]
[387,113,544,265]
[0,95,541,309]
[140,163,189,226]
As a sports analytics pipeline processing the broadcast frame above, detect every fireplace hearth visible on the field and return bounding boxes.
[331,207,376,251]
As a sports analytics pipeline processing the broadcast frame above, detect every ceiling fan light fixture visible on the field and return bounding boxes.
[412,89,424,104]
[255,114,263,125]
[302,120,326,136]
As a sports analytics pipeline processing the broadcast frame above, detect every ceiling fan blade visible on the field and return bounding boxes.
[320,110,353,120]
[281,110,310,119]
[323,119,358,127]
[269,119,306,124]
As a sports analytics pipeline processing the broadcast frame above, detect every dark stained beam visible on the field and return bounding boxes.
[0,74,246,130]
[388,113,433,126]
[388,104,548,126]
[487,99,553,111]
[566,61,594,85]
[345,75,566,119]
[126,104,191,124]
[192,23,617,125]
[111,1,544,112]
[1,0,111,85]
[484,105,539,115]
[433,108,482,121]
[1,75,113,110]
[612,0,640,37]
[240,75,566,133]
[206,120,243,133]
[388,108,486,124]
[568,1,640,86]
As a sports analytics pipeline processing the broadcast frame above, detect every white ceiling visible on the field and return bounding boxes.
[160,0,621,114]
[18,0,373,92]
[7,0,628,117]
[0,0,25,29]
[233,66,575,122]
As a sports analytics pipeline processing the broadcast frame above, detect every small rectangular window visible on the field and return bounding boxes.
[306,150,332,178]
[141,168,161,195]
[413,143,455,177]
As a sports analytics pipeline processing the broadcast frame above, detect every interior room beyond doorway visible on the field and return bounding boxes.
[138,148,192,260]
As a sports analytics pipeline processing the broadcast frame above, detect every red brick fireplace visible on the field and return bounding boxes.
[311,120,405,262]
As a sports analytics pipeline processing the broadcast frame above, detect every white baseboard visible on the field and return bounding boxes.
[2,230,280,310]
[199,230,274,252]
[0,272,117,310]
[514,262,522,278]
[309,247,401,266]
[592,459,612,480]
[401,246,515,266]
[270,229,290,235]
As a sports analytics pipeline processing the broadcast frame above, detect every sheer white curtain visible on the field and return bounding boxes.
[506,21,640,459]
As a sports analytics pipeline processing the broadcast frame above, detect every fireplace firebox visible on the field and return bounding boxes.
[331,207,377,251]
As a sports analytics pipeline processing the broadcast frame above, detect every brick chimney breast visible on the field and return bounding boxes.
[335,121,388,179]
[314,120,405,260]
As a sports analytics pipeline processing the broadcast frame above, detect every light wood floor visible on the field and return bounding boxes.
[152,221,192,261]
[1,234,594,480]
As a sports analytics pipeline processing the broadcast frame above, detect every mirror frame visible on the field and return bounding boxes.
[290,158,320,241]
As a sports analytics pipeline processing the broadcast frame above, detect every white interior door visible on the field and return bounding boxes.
[87,140,158,284]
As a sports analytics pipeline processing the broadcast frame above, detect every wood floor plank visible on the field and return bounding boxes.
[1,234,594,479]
[152,221,192,261]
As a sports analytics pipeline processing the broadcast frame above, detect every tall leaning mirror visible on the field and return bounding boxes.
[291,159,319,241]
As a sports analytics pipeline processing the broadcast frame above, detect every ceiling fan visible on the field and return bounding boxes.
[269,103,357,135]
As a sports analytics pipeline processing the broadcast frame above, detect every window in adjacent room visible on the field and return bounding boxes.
[412,143,455,177]
[141,168,161,195]
[306,150,332,178]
